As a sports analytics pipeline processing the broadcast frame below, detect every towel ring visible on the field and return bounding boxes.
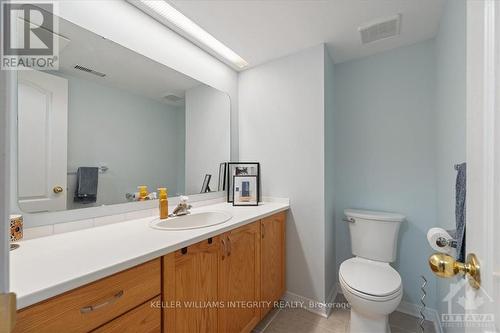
[67,166,108,175]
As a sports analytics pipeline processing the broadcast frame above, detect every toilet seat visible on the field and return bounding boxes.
[339,257,402,301]
[340,274,401,302]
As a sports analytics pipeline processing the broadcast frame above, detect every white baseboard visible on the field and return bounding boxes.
[282,285,339,319]
[284,288,442,333]
[325,284,340,317]
[337,287,442,333]
[397,301,442,333]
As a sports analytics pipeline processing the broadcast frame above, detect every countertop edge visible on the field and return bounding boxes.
[16,203,290,309]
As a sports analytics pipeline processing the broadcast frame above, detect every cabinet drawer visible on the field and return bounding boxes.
[92,296,161,333]
[14,259,161,333]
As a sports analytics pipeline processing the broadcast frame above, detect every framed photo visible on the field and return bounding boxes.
[200,174,212,193]
[227,162,260,202]
[232,175,259,206]
[218,162,227,191]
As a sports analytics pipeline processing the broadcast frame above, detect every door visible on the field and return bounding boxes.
[466,1,499,331]
[17,69,68,212]
[163,237,220,333]
[219,222,261,333]
[261,212,286,318]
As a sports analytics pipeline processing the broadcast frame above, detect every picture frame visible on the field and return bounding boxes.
[232,175,259,206]
[226,162,260,202]
[200,174,212,193]
[218,162,227,191]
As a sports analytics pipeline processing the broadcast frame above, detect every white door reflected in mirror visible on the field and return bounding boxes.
[18,70,68,212]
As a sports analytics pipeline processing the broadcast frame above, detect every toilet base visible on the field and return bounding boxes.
[350,308,390,333]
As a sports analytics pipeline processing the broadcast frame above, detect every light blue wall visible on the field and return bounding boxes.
[333,40,438,307]
[434,0,466,327]
[324,48,337,300]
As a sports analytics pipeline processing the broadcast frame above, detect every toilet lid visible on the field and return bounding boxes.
[339,257,401,297]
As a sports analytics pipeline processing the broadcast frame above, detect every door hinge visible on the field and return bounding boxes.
[0,292,16,333]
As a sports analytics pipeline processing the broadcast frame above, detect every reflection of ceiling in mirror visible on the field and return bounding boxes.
[55,17,202,105]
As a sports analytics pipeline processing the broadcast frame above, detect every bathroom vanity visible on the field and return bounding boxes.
[11,202,288,333]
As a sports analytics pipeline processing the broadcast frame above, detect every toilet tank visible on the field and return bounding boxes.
[344,209,405,263]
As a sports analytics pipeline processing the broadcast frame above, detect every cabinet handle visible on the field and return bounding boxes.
[227,236,232,256]
[80,290,124,313]
[221,238,227,259]
[262,223,265,239]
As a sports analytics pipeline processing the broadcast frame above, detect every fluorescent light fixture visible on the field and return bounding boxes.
[128,0,249,69]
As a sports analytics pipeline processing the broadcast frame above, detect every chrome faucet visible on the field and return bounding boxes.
[170,196,192,217]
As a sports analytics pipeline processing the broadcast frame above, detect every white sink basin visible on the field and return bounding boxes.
[150,211,232,230]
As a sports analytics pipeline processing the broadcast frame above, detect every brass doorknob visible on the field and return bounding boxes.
[428,253,481,289]
[53,186,64,194]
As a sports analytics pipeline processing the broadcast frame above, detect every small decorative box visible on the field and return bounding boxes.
[10,214,23,242]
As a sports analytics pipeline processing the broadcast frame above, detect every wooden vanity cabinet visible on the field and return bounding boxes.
[163,211,287,333]
[218,221,261,333]
[260,211,286,317]
[163,222,263,333]
[163,236,220,333]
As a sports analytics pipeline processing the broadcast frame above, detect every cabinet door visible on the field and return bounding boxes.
[260,212,286,318]
[218,222,261,333]
[163,237,220,333]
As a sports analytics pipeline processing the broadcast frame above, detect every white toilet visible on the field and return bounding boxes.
[339,209,405,333]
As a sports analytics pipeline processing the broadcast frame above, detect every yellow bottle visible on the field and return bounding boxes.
[138,185,149,201]
[158,188,168,219]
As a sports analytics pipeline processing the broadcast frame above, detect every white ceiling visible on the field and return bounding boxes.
[169,0,445,68]
[56,17,201,104]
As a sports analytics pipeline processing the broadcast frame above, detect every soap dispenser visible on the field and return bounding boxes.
[158,188,168,219]
[138,185,149,201]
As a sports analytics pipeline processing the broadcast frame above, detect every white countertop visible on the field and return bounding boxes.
[10,200,289,309]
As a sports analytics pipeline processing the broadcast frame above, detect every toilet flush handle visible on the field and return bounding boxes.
[343,217,355,223]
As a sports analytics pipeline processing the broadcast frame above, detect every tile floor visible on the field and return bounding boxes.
[254,295,435,333]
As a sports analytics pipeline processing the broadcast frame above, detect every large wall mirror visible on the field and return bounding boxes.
[16,15,230,213]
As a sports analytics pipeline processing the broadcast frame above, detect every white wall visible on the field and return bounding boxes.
[0,70,14,291]
[239,45,327,303]
[185,85,231,194]
[324,49,336,299]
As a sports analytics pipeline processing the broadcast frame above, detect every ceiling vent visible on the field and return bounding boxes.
[359,14,401,44]
[163,94,184,103]
[74,64,106,77]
